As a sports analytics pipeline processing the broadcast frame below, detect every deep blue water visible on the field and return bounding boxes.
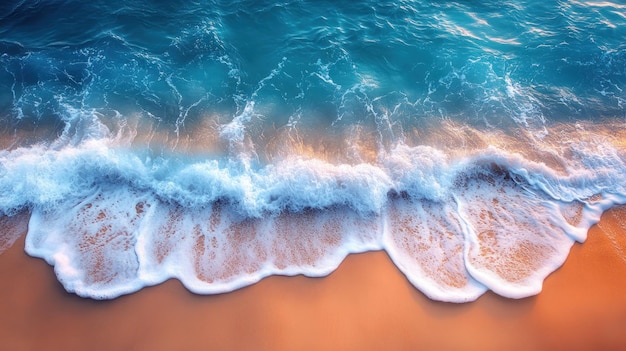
[0,1,625,301]
[2,0,624,139]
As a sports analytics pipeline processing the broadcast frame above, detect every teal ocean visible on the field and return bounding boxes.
[1,0,625,302]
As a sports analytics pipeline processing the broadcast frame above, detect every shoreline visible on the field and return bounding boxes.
[1,207,626,350]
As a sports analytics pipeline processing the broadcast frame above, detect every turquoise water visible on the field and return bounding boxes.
[1,0,625,301]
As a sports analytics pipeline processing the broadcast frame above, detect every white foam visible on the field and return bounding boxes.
[2,125,624,301]
[454,165,576,298]
[383,197,488,302]
[382,144,454,201]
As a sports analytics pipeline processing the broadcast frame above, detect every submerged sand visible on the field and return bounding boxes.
[1,207,626,350]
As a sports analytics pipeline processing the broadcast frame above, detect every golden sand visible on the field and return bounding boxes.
[1,207,626,350]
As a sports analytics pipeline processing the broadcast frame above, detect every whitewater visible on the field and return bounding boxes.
[0,0,625,302]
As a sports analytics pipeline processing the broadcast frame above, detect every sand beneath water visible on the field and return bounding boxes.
[1,207,626,351]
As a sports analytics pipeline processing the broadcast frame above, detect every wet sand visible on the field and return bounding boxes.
[1,207,626,351]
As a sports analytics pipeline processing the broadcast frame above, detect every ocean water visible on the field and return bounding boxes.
[0,0,625,302]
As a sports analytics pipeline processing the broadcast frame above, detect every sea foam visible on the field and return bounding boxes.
[0,121,620,302]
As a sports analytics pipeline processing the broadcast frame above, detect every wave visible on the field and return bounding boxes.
[0,118,623,302]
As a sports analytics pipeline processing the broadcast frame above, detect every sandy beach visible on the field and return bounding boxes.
[1,207,626,351]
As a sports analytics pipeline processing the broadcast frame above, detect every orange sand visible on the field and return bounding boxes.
[1,207,626,351]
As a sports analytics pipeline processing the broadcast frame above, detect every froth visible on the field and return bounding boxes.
[5,121,624,301]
